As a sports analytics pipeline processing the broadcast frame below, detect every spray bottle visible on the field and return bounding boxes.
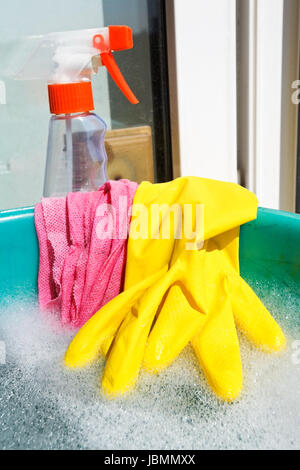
[10,26,138,197]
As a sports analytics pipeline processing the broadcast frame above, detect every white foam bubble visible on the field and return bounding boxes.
[0,275,299,450]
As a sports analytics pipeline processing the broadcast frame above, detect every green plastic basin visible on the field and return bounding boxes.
[0,206,299,300]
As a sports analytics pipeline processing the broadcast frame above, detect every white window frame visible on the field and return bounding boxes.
[167,0,300,211]
[238,0,299,211]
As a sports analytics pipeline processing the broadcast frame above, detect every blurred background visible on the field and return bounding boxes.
[1,0,300,213]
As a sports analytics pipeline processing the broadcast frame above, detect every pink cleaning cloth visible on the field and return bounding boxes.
[34,179,138,328]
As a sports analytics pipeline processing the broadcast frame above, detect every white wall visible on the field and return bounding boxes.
[170,0,238,183]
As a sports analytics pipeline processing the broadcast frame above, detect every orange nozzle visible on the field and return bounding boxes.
[100,52,139,104]
[108,25,133,51]
[93,25,139,104]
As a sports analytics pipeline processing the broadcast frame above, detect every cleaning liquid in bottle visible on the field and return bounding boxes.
[8,26,138,197]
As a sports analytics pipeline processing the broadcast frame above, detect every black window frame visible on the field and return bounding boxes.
[103,0,173,182]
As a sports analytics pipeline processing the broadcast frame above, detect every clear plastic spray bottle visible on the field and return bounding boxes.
[10,26,138,197]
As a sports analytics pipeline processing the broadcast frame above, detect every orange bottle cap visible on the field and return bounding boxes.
[48,82,94,115]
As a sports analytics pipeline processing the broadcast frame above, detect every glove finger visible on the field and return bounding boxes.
[102,265,179,396]
[102,311,151,396]
[65,266,167,368]
[144,284,206,372]
[229,275,286,352]
[191,282,243,401]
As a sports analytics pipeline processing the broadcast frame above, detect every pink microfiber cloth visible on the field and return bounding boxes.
[34,179,138,328]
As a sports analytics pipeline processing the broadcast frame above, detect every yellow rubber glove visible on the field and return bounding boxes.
[65,177,285,399]
[143,228,286,400]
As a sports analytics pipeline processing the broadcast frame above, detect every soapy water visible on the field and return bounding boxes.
[0,275,299,450]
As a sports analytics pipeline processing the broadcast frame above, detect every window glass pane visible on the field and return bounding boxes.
[0,0,171,210]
